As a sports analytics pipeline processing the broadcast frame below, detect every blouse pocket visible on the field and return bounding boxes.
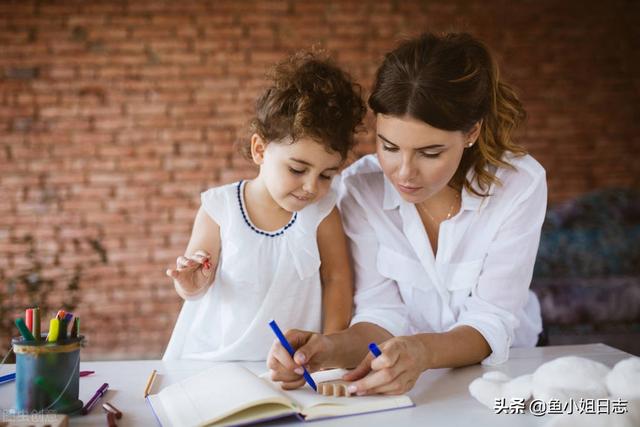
[377,245,441,331]
[442,259,484,309]
[376,244,425,284]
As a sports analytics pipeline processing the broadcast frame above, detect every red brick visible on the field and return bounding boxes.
[193,88,236,103]
[169,103,213,118]
[203,26,243,39]
[131,26,176,39]
[88,173,128,185]
[147,90,191,104]
[48,66,77,80]
[105,198,147,213]
[193,39,237,52]
[126,103,167,116]
[93,116,132,131]
[159,52,202,65]
[249,51,287,65]
[124,236,166,250]
[148,39,191,53]
[118,157,162,170]
[108,55,149,66]
[193,14,236,26]
[129,170,171,184]
[46,171,87,185]
[97,66,130,79]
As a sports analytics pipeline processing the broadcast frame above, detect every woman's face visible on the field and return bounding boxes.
[376,114,476,204]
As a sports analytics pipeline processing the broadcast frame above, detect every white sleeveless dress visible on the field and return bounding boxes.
[163,180,336,361]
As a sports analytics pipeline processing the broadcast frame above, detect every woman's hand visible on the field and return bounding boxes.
[267,329,334,390]
[166,249,214,299]
[342,335,429,395]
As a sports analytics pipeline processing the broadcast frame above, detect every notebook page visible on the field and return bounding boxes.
[147,394,177,427]
[157,364,293,426]
[260,369,408,409]
[260,368,413,419]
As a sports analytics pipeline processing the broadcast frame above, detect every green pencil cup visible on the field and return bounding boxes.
[12,336,85,414]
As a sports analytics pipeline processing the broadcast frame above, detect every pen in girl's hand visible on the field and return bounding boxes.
[269,320,317,391]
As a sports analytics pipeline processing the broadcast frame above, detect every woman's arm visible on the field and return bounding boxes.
[341,326,490,396]
[416,326,491,369]
[266,314,489,392]
[346,172,548,395]
[322,322,393,368]
[317,207,353,333]
[446,171,548,365]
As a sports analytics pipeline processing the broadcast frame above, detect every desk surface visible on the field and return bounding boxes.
[0,343,633,426]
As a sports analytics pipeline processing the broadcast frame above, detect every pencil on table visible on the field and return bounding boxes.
[143,369,157,398]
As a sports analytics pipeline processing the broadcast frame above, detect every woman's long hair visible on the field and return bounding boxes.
[369,32,527,196]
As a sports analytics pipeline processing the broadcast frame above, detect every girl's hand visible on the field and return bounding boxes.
[267,329,333,390]
[166,249,214,299]
[342,335,428,395]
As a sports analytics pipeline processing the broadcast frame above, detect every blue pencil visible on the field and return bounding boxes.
[0,372,16,385]
[268,320,317,391]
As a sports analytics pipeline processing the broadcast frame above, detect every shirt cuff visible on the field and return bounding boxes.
[350,312,408,338]
[448,312,513,366]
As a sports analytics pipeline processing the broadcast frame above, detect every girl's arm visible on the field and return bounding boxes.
[317,207,353,333]
[167,206,221,301]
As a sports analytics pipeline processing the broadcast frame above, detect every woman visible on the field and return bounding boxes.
[268,32,546,396]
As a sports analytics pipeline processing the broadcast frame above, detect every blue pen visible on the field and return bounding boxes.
[368,342,382,357]
[0,372,16,385]
[268,320,317,391]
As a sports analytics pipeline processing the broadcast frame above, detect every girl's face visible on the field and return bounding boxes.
[252,135,342,212]
[376,114,479,204]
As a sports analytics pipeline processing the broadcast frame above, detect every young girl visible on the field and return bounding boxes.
[163,52,366,361]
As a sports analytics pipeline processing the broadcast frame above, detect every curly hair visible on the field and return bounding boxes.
[369,32,527,197]
[242,51,366,160]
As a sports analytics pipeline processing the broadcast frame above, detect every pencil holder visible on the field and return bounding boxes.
[11,335,85,414]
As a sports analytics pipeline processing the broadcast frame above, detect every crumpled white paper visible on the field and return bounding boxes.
[468,356,640,427]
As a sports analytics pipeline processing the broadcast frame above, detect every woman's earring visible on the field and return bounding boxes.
[466,142,474,148]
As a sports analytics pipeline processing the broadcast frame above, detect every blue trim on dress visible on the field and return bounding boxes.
[237,180,297,237]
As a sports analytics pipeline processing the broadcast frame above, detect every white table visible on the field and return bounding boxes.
[0,344,634,426]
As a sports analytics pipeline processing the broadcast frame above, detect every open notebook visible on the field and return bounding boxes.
[147,364,414,426]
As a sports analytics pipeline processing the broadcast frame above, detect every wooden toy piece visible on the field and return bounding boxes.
[317,380,355,397]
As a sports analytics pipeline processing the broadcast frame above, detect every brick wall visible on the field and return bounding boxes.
[1,0,638,359]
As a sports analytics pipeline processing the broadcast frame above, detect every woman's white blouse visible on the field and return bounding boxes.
[337,154,546,365]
